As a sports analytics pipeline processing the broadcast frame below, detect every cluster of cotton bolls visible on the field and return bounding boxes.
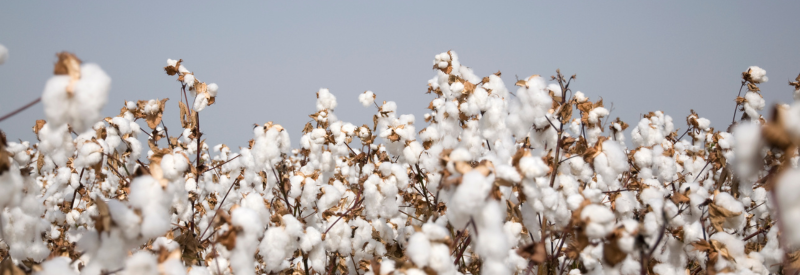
[1,49,800,275]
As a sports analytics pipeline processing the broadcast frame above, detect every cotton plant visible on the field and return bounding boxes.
[0,50,799,275]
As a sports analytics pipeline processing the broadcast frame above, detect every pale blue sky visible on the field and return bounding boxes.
[1,1,799,147]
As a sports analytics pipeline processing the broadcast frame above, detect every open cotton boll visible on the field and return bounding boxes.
[734,122,763,180]
[42,63,111,133]
[182,74,195,89]
[128,176,172,239]
[518,156,548,179]
[743,91,765,118]
[74,141,103,169]
[193,95,209,112]
[161,153,189,180]
[587,107,608,124]
[407,232,431,267]
[230,208,263,275]
[259,227,292,272]
[714,192,745,230]
[776,168,800,248]
[316,88,337,111]
[580,204,616,239]
[122,251,159,275]
[37,257,78,275]
[0,44,7,65]
[207,83,218,97]
[447,170,492,229]
[359,91,375,107]
[746,66,768,83]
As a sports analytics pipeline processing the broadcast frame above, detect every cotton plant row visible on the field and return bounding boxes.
[0,47,798,275]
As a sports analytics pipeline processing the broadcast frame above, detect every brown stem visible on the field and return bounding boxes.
[0,97,40,123]
[70,168,85,210]
[324,198,363,234]
[198,176,241,241]
[453,235,472,266]
[203,155,241,174]
[730,82,746,124]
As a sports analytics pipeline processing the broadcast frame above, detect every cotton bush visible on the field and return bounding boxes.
[0,48,799,275]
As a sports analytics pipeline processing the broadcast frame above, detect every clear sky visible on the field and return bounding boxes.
[1,1,799,148]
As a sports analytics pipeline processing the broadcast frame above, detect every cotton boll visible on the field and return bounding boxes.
[743,91,765,119]
[193,94,209,112]
[447,170,492,229]
[587,107,608,124]
[259,227,292,272]
[746,66,768,83]
[734,122,763,181]
[316,88,337,111]
[207,83,219,97]
[519,156,548,179]
[0,44,7,65]
[580,204,615,239]
[74,141,103,169]
[37,257,78,275]
[122,251,159,275]
[161,153,189,181]
[407,232,431,267]
[230,208,263,275]
[183,74,195,89]
[42,63,111,133]
[695,117,711,130]
[776,168,800,248]
[359,91,376,107]
[128,176,171,239]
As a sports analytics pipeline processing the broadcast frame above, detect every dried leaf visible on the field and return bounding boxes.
[175,232,202,266]
[179,101,195,129]
[53,52,82,97]
[92,197,112,233]
[0,258,23,275]
[516,241,546,264]
[603,227,627,266]
[708,202,740,232]
[164,59,182,76]
[0,131,9,176]
[145,98,169,129]
[218,228,237,250]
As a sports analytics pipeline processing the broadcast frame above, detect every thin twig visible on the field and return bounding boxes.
[198,177,241,241]
[324,198,364,234]
[0,97,41,123]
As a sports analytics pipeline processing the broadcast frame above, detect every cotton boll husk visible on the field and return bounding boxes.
[42,63,111,133]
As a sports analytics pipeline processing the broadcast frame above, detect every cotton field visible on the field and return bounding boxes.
[1,46,799,275]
